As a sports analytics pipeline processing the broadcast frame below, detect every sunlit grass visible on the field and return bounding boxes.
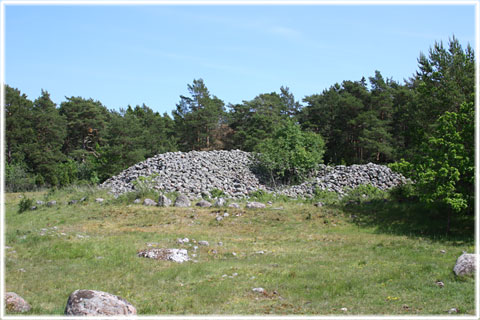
[4,188,475,315]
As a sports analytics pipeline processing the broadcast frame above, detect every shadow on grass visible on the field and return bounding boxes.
[341,199,474,244]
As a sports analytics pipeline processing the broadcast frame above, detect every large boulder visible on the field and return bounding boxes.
[5,292,31,313]
[453,253,476,276]
[174,194,191,207]
[64,289,136,316]
[246,201,266,209]
[158,195,172,207]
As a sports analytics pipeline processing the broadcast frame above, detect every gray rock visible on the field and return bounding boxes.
[314,202,324,207]
[198,240,209,246]
[453,253,476,276]
[64,289,136,315]
[176,237,189,244]
[137,248,189,263]
[30,206,37,211]
[196,199,212,207]
[143,198,157,206]
[36,200,44,205]
[228,202,240,208]
[252,287,265,293]
[46,200,56,207]
[214,197,226,207]
[246,201,266,209]
[158,195,172,207]
[216,216,223,221]
[174,194,191,207]
[5,292,31,313]
[133,198,141,204]
[95,198,104,203]
[68,200,78,205]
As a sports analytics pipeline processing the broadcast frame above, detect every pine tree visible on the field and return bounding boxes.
[29,90,67,185]
[173,79,225,151]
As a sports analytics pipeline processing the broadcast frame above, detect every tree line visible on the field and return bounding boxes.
[5,37,475,216]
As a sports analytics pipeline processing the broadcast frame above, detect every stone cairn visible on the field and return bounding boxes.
[101,150,408,200]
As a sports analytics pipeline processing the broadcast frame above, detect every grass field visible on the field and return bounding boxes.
[4,186,475,315]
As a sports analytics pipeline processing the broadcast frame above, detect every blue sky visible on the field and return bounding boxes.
[4,3,476,115]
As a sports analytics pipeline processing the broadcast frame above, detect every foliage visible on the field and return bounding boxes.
[390,101,474,216]
[254,120,325,185]
[311,188,340,205]
[56,159,79,187]
[17,196,34,213]
[5,162,37,192]
[131,175,159,199]
[227,87,299,151]
[209,188,226,199]
[173,79,226,151]
[341,184,388,205]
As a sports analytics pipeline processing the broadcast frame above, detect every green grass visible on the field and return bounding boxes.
[5,187,475,315]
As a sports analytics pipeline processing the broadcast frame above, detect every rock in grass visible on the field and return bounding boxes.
[453,253,476,276]
[5,292,31,313]
[95,198,104,203]
[174,194,191,207]
[143,198,157,206]
[252,287,265,293]
[64,289,136,316]
[133,198,141,204]
[198,240,209,246]
[214,198,226,207]
[196,199,212,207]
[36,200,44,205]
[246,201,265,209]
[137,248,190,263]
[158,195,172,207]
[46,200,56,207]
[228,202,240,208]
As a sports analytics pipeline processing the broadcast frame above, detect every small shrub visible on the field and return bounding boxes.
[388,183,418,202]
[341,185,387,205]
[312,188,340,205]
[210,188,226,199]
[18,196,34,213]
[132,175,158,199]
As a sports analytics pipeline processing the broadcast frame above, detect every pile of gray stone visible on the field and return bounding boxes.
[101,150,407,199]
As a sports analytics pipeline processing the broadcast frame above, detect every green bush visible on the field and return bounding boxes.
[56,159,79,187]
[5,162,37,192]
[210,188,226,199]
[254,120,325,185]
[312,188,340,205]
[390,101,474,216]
[18,196,34,213]
[341,184,388,205]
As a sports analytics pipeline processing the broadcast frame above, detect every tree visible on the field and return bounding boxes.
[255,120,325,185]
[173,79,225,151]
[59,97,109,161]
[29,90,68,185]
[5,85,35,165]
[97,109,147,180]
[409,36,475,147]
[227,89,300,151]
[391,101,474,231]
